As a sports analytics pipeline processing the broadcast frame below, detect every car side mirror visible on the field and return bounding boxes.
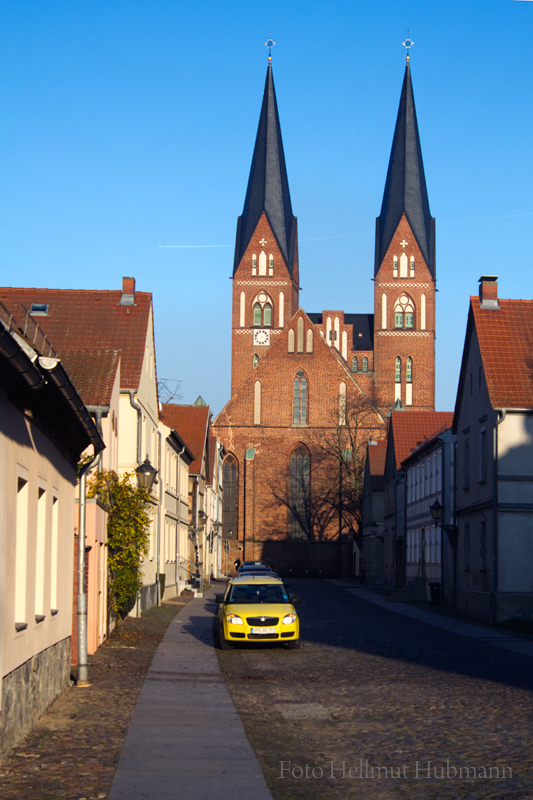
[289,594,301,604]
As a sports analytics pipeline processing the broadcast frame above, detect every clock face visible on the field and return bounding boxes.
[253,329,270,346]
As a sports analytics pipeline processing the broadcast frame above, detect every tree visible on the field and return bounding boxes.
[268,388,386,544]
[88,470,152,620]
[157,378,182,404]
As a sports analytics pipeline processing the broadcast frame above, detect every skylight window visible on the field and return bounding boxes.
[30,303,48,316]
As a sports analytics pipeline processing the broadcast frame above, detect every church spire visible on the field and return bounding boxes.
[375,60,435,277]
[233,62,297,276]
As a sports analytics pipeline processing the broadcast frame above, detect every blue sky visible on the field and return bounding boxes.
[2,1,533,415]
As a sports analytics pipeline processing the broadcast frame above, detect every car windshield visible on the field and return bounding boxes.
[227,584,290,604]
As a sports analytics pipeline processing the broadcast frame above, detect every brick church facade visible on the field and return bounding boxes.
[213,54,436,577]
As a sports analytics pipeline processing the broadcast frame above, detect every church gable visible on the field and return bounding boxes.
[218,308,374,429]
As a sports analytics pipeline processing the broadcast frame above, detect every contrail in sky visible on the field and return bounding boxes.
[158,213,533,248]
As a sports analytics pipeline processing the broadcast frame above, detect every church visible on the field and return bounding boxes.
[213,50,436,577]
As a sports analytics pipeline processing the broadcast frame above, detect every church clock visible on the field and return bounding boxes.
[253,329,270,346]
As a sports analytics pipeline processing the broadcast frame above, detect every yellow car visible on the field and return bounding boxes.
[216,575,300,650]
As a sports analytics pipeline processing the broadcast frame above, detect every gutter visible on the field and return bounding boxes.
[127,390,142,465]
[490,408,507,625]
[0,324,45,389]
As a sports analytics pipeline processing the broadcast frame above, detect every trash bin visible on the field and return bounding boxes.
[429,583,440,606]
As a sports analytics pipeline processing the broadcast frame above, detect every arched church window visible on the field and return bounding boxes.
[293,370,308,425]
[269,254,274,275]
[222,455,238,538]
[406,357,413,383]
[394,295,415,329]
[252,254,257,275]
[352,357,358,372]
[252,354,259,368]
[362,357,368,373]
[393,257,398,278]
[410,257,415,277]
[288,329,295,353]
[289,445,310,539]
[395,357,401,383]
[306,329,314,353]
[339,382,347,425]
[252,293,273,326]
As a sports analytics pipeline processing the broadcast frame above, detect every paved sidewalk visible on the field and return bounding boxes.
[332,581,533,658]
[108,587,273,800]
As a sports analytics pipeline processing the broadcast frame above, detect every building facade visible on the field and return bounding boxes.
[214,55,436,575]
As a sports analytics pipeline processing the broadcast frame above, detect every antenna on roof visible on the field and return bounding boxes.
[402,31,414,62]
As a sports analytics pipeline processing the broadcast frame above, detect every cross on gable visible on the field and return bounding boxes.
[400,239,408,248]
[259,237,268,246]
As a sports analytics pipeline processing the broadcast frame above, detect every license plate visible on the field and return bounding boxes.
[251,627,276,634]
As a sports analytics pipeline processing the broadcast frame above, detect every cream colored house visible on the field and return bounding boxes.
[158,421,194,597]
[0,304,103,758]
[453,276,533,623]
[0,278,161,614]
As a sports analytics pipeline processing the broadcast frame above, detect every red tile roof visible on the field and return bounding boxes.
[472,296,533,409]
[367,439,387,491]
[390,410,454,469]
[160,404,210,475]
[61,349,120,407]
[0,286,152,392]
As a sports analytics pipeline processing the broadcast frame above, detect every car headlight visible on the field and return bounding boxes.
[282,612,297,625]
[226,613,244,625]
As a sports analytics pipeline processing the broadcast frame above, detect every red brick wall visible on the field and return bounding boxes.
[373,214,436,411]
[231,212,299,394]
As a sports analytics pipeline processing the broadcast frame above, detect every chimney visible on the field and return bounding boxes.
[478,275,499,310]
[120,277,136,306]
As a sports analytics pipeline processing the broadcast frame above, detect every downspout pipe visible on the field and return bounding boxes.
[127,390,142,465]
[156,430,161,604]
[175,443,186,593]
[490,409,507,625]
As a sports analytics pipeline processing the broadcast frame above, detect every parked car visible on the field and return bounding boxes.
[216,575,300,650]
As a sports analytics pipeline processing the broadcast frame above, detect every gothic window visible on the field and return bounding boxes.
[269,254,274,275]
[252,293,273,326]
[394,295,415,329]
[289,446,310,539]
[362,357,368,373]
[410,257,415,277]
[252,254,257,275]
[339,382,347,425]
[352,357,358,372]
[406,357,412,383]
[288,329,295,353]
[293,370,308,425]
[259,251,267,276]
[400,253,408,277]
[252,354,259,368]
[254,381,261,425]
[222,455,238,538]
[306,328,314,353]
[297,317,304,353]
[393,257,398,278]
[279,291,284,328]
[395,357,401,383]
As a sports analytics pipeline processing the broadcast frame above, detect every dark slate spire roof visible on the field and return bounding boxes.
[233,63,297,276]
[375,62,435,278]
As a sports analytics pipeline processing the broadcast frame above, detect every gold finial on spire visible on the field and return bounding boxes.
[402,31,414,62]
[265,33,276,63]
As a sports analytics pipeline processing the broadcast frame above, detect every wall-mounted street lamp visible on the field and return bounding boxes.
[370,520,385,543]
[135,455,158,491]
[430,498,457,547]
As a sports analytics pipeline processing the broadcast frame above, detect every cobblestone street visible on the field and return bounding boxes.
[217,580,533,800]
